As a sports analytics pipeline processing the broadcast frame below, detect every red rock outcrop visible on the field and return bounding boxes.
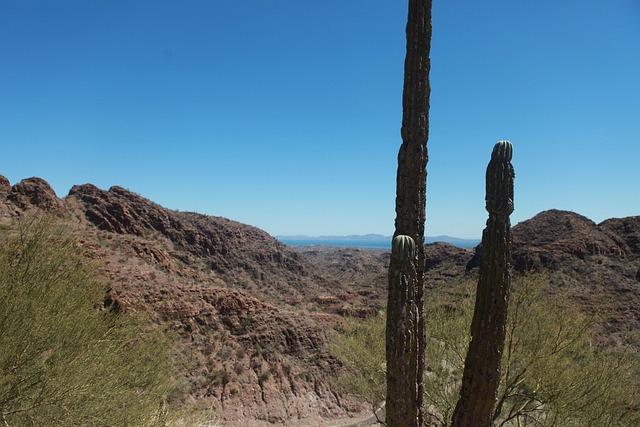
[458,210,640,347]
[467,210,630,272]
[66,183,328,306]
[0,175,10,195]
[600,216,640,255]
[7,177,62,211]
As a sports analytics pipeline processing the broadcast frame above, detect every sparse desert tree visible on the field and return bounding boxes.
[0,216,175,426]
[452,141,515,426]
[386,0,433,424]
[330,313,386,424]
[491,278,640,426]
[331,276,640,426]
[433,277,640,427]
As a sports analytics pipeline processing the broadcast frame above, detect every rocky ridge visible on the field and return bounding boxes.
[0,176,368,426]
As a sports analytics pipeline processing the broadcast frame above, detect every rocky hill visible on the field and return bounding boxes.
[0,176,371,426]
[1,175,638,424]
[300,210,640,349]
[296,210,640,350]
[463,210,640,346]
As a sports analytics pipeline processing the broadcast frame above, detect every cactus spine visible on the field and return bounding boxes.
[452,140,515,427]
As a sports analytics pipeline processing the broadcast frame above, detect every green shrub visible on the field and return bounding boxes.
[329,312,386,422]
[0,216,175,426]
[330,276,640,426]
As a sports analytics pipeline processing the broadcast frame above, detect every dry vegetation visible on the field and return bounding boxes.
[0,216,176,426]
[330,276,640,426]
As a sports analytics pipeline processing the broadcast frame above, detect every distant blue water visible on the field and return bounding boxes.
[279,239,391,249]
[278,238,480,250]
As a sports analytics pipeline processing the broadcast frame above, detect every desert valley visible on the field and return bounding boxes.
[1,175,638,426]
[2,2,639,425]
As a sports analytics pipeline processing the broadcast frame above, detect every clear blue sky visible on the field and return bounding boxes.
[1,0,638,238]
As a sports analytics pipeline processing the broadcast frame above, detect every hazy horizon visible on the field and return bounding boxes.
[277,233,482,249]
[1,0,638,237]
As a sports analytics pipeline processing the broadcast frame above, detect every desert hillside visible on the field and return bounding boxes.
[0,176,370,426]
[1,175,638,425]
[301,210,640,348]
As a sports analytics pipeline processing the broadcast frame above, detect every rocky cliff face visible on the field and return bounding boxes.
[0,175,365,426]
[0,176,62,215]
[66,183,331,307]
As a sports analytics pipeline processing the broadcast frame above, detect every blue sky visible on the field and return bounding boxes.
[1,0,638,238]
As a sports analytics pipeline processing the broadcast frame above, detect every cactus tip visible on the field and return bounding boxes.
[492,140,512,161]
[392,235,416,263]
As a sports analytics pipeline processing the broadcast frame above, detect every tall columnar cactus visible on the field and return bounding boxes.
[452,141,515,427]
[386,0,432,425]
[386,235,419,426]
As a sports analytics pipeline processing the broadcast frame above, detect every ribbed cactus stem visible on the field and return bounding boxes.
[452,140,515,427]
[386,234,419,426]
[386,0,432,424]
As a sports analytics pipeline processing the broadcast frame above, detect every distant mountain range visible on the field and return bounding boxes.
[277,234,481,249]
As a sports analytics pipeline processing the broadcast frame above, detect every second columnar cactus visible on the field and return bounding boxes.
[452,140,515,427]
[386,234,419,427]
